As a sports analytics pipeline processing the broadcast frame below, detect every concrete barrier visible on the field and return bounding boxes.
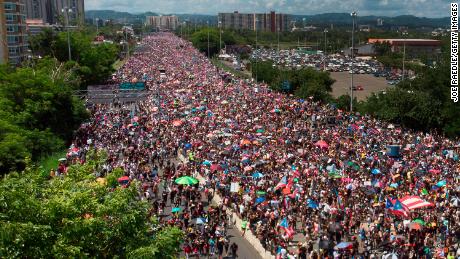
[177,152,275,259]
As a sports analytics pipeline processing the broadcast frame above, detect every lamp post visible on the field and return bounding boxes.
[323,29,328,71]
[350,11,357,113]
[61,7,73,61]
[402,37,406,82]
[218,20,222,54]
[277,27,280,53]
[255,17,258,82]
[96,18,99,34]
[207,21,210,57]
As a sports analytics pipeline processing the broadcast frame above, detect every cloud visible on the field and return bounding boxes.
[85,0,451,17]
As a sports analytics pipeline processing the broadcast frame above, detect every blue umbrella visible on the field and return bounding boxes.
[307,199,319,209]
[171,207,181,213]
[252,172,264,178]
[196,217,206,224]
[371,168,381,175]
[202,160,211,166]
[255,197,266,204]
[184,143,192,149]
[390,183,399,188]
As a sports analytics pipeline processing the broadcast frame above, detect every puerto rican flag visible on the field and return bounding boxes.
[386,198,410,217]
[399,195,434,210]
[275,176,288,190]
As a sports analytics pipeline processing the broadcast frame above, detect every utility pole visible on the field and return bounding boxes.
[62,7,73,61]
[350,11,357,113]
[323,29,328,70]
[402,38,406,82]
[125,25,130,60]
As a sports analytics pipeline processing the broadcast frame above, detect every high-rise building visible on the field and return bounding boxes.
[51,0,84,25]
[24,0,84,25]
[218,11,291,32]
[0,1,7,64]
[1,0,29,65]
[145,15,178,31]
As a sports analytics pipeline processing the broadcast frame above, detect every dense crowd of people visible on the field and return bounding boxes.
[62,33,459,259]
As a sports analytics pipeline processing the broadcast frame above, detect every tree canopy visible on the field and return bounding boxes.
[359,50,460,137]
[252,60,335,102]
[0,58,88,173]
[0,150,183,258]
[29,29,120,86]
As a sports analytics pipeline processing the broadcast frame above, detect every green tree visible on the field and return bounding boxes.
[0,59,88,173]
[0,151,184,258]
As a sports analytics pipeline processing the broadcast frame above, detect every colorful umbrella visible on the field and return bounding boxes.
[195,217,206,224]
[371,168,381,175]
[252,172,264,178]
[255,197,266,204]
[334,242,353,250]
[314,140,329,149]
[412,219,426,225]
[174,176,198,185]
[408,222,422,230]
[256,191,266,196]
[171,207,181,213]
[172,120,183,127]
[118,176,130,185]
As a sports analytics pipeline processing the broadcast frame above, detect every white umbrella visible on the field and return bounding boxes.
[383,253,398,259]
[451,197,460,207]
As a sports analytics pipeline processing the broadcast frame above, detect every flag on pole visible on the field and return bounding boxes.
[275,176,288,190]
[279,217,289,228]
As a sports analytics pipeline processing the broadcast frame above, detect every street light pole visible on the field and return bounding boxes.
[277,27,280,53]
[62,7,72,61]
[350,11,357,113]
[323,29,328,71]
[219,20,222,54]
[207,21,210,57]
[255,17,258,82]
[96,18,99,34]
[402,39,406,82]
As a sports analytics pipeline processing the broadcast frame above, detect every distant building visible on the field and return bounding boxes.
[218,11,291,32]
[0,2,7,64]
[359,25,370,32]
[24,0,85,25]
[145,15,178,31]
[376,18,384,26]
[1,0,29,65]
[26,18,54,36]
[342,44,375,56]
[368,38,442,58]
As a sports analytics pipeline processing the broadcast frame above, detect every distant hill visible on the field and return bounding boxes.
[85,10,158,23]
[85,10,216,24]
[293,13,449,28]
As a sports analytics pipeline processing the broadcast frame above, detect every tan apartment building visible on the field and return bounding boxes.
[218,11,291,32]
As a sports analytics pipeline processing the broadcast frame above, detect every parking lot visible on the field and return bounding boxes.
[330,72,391,101]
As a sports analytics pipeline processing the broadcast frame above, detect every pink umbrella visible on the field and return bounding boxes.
[210,164,223,172]
[428,169,441,174]
[172,120,183,127]
[315,140,329,149]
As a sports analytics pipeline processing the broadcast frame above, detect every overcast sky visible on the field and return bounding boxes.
[86,0,452,18]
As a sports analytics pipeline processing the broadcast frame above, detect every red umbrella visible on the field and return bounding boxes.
[315,140,329,149]
[118,176,130,186]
